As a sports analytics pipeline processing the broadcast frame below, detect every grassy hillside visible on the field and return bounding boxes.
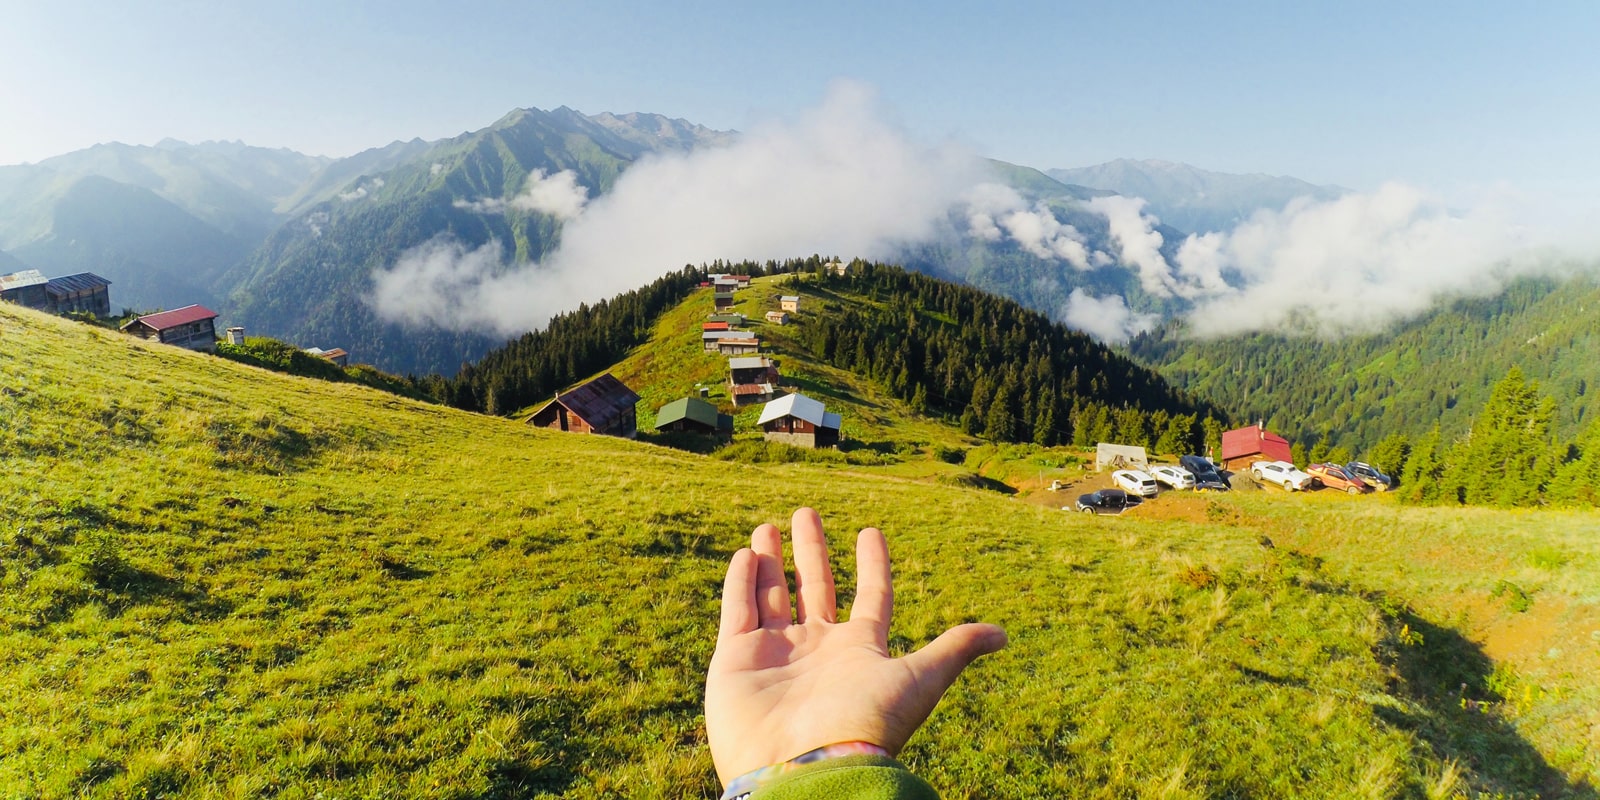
[4,302,1597,798]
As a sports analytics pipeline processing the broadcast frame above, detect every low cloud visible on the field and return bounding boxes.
[962,183,1102,270]
[374,81,979,336]
[453,169,591,220]
[1179,183,1537,335]
[1062,288,1158,342]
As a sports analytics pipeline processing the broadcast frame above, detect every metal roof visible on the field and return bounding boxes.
[655,397,721,429]
[759,392,838,429]
[728,356,772,370]
[549,373,639,430]
[1221,424,1293,462]
[702,330,745,340]
[128,304,219,331]
[780,295,799,302]
[43,272,111,296]
[0,270,47,291]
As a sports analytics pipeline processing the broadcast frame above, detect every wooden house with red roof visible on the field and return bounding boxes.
[1220,423,1294,471]
[526,373,640,438]
[120,305,220,351]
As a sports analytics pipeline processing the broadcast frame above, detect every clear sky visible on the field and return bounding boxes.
[4,1,1597,199]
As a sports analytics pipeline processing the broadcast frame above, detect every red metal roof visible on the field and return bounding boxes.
[1221,424,1293,463]
[135,304,219,331]
[731,383,770,395]
[702,322,729,331]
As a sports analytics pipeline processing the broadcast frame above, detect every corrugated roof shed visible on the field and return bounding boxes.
[1221,424,1293,463]
[656,397,722,429]
[728,356,772,370]
[44,272,111,296]
[549,373,640,431]
[127,304,219,331]
[0,270,48,291]
[758,392,838,429]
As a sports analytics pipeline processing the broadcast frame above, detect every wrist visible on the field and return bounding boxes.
[718,741,890,800]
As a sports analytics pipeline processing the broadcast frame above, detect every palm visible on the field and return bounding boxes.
[705,508,1005,784]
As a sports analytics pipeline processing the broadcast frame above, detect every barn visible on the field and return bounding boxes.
[0,270,49,310]
[120,305,220,351]
[654,397,732,437]
[526,373,640,438]
[1220,423,1294,471]
[759,393,841,449]
[45,273,112,317]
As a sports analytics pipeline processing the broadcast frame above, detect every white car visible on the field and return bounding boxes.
[1111,469,1160,497]
[1251,460,1313,491]
[1149,465,1196,490]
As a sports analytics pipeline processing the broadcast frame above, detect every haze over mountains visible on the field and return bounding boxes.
[0,91,1582,375]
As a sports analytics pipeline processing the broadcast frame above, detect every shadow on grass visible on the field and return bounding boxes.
[1382,611,1597,799]
[103,565,233,620]
[1282,549,1596,798]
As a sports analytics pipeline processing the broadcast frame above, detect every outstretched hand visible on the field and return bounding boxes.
[704,507,1006,784]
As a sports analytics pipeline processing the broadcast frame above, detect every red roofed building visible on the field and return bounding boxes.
[526,373,640,438]
[120,305,219,351]
[702,321,730,331]
[1220,423,1294,471]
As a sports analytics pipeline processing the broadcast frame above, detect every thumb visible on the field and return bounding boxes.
[904,623,1007,697]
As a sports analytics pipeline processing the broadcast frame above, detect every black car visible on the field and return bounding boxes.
[1345,461,1394,491]
[1074,489,1142,515]
[1179,454,1232,492]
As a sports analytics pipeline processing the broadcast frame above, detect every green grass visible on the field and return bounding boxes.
[3,301,1598,798]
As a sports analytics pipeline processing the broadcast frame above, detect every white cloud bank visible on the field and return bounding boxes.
[374,81,979,336]
[374,81,1573,343]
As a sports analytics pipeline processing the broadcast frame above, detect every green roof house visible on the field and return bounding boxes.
[655,397,733,437]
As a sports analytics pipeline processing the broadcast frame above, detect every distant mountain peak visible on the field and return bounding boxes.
[1047,159,1346,234]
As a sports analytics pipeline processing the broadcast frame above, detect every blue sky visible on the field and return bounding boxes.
[3,1,1597,198]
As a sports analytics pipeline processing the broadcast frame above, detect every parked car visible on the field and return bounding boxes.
[1073,489,1142,515]
[1149,465,1196,490]
[1111,469,1160,497]
[1178,455,1231,492]
[1306,463,1374,494]
[1345,461,1395,491]
[1251,460,1313,491]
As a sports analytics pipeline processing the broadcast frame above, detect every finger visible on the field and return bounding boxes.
[718,548,760,639]
[902,623,1007,703]
[851,528,893,638]
[751,523,791,628]
[791,507,836,624]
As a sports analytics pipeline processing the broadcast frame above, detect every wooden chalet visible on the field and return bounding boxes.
[654,397,732,437]
[780,295,800,312]
[765,310,790,325]
[759,392,841,449]
[0,270,49,310]
[120,305,220,351]
[44,273,112,317]
[1220,423,1294,471]
[526,372,640,438]
[717,338,761,356]
[731,275,752,288]
[729,355,780,406]
[703,330,745,351]
[714,291,736,311]
[713,276,739,292]
[826,260,848,276]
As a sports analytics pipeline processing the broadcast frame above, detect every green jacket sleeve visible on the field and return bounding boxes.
[744,754,940,800]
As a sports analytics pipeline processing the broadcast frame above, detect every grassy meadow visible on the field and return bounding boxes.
[3,301,1598,798]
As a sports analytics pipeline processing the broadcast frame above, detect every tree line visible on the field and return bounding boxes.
[1355,367,1598,507]
[786,260,1228,451]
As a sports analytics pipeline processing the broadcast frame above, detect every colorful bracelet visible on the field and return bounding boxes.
[719,741,890,800]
